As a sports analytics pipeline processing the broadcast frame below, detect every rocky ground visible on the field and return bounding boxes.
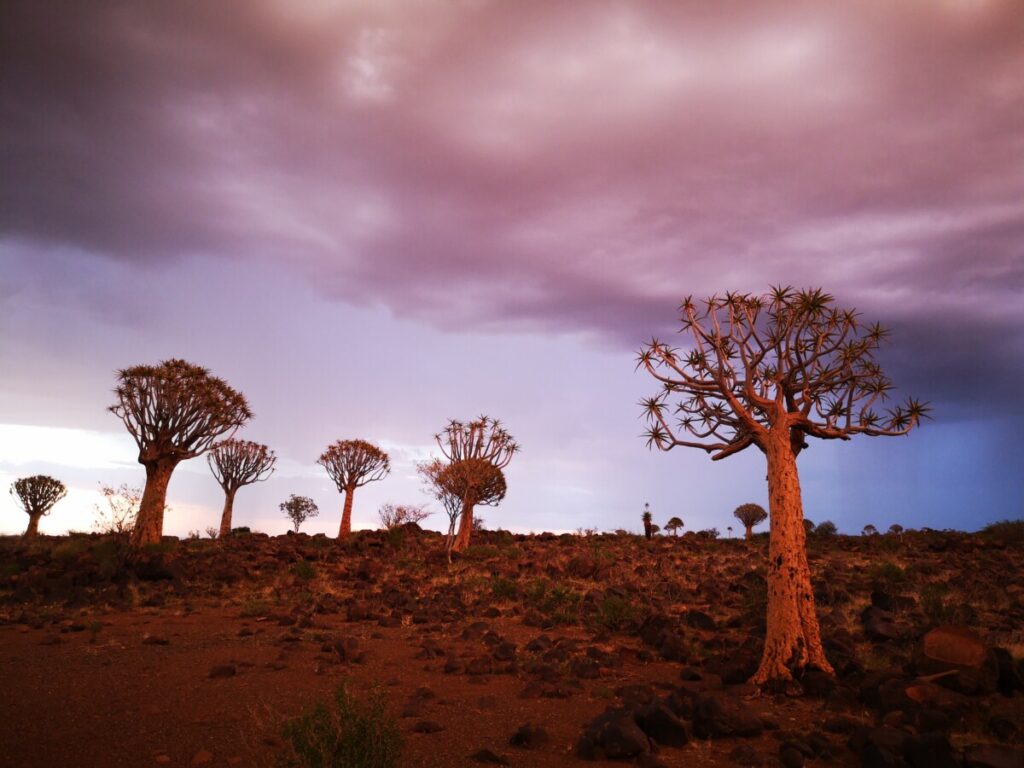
[0,526,1022,768]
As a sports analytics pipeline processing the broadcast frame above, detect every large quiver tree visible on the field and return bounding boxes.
[434,416,518,552]
[419,457,506,561]
[10,475,67,538]
[208,439,276,537]
[110,359,251,547]
[638,287,927,688]
[733,503,767,540]
[317,440,390,538]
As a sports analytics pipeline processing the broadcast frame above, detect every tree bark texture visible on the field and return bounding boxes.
[338,486,355,538]
[451,500,473,552]
[131,461,175,547]
[24,513,41,538]
[750,427,835,686]
[745,524,754,540]
[218,489,237,538]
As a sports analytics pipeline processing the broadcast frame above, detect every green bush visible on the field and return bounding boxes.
[591,595,638,632]
[868,561,906,588]
[291,559,316,582]
[490,576,517,600]
[277,684,402,768]
[981,519,1024,543]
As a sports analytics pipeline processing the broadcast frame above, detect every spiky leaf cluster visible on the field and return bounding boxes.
[435,416,519,468]
[10,475,67,517]
[208,439,276,492]
[638,287,929,460]
[733,503,768,528]
[110,359,251,465]
[318,440,390,491]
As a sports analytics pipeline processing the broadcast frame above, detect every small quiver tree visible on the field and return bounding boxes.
[641,503,653,540]
[280,495,319,533]
[110,359,251,546]
[638,287,927,688]
[317,440,390,538]
[11,475,66,538]
[665,516,684,536]
[434,416,518,552]
[734,503,768,540]
[208,439,276,537]
[419,457,506,562]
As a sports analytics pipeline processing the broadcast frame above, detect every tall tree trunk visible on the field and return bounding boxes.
[131,460,176,547]
[451,500,473,552]
[339,486,355,538]
[745,524,753,540]
[218,488,237,538]
[750,428,834,687]
[24,513,41,538]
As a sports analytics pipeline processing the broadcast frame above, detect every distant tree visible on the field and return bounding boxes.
[377,503,431,531]
[641,503,653,539]
[862,524,878,536]
[92,483,142,536]
[697,527,720,540]
[639,287,927,687]
[110,359,251,546]
[727,526,734,538]
[887,523,904,536]
[208,439,276,537]
[10,475,67,538]
[419,457,506,562]
[318,440,390,538]
[733,503,768,540]
[433,417,518,552]
[815,520,838,536]
[803,519,816,535]
[280,494,319,533]
[665,516,684,536]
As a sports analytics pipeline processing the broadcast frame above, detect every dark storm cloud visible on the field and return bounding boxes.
[3,0,1023,409]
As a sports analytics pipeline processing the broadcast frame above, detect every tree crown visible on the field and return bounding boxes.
[435,416,519,468]
[317,440,390,490]
[10,475,67,516]
[110,359,251,465]
[419,457,507,517]
[733,502,768,527]
[280,494,319,530]
[208,438,276,492]
[638,287,928,461]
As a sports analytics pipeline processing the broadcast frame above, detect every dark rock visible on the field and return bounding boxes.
[683,609,716,630]
[904,732,957,768]
[861,606,902,641]
[208,664,236,679]
[963,744,1024,768]
[142,634,170,645]
[634,703,689,747]
[921,625,986,667]
[634,754,669,768]
[729,744,764,767]
[577,709,652,760]
[509,723,550,749]
[470,748,509,765]
[992,647,1024,695]
[493,641,517,661]
[413,720,444,734]
[780,745,805,768]
[691,692,763,739]
[859,743,899,768]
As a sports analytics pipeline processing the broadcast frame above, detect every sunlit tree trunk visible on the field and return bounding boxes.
[751,428,834,686]
[339,486,355,538]
[451,500,473,552]
[745,525,754,540]
[132,460,175,547]
[218,488,237,538]
[24,513,41,538]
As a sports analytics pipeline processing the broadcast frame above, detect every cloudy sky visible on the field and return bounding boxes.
[1,0,1022,538]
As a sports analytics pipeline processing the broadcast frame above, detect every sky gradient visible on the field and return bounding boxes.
[2,0,1022,537]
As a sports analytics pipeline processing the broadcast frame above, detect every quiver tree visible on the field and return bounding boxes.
[419,457,506,562]
[641,503,653,540]
[208,439,276,537]
[733,503,768,540]
[280,494,319,533]
[110,359,251,546]
[317,440,390,538]
[433,416,518,552]
[638,287,927,688]
[10,475,66,538]
[665,516,684,536]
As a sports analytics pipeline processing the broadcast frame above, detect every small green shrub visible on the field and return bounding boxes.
[231,526,252,535]
[239,598,271,618]
[868,561,906,588]
[591,595,638,632]
[292,560,316,582]
[52,538,91,562]
[981,519,1024,544]
[277,684,402,768]
[490,576,517,600]
[385,527,405,551]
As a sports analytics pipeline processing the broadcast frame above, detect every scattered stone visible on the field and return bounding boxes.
[470,748,509,765]
[729,744,764,766]
[207,664,236,679]
[413,720,444,734]
[780,745,804,768]
[190,750,213,765]
[509,723,550,749]
[142,634,169,645]
[691,692,763,739]
[633,703,689,747]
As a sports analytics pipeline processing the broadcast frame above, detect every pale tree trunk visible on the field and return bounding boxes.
[338,486,355,538]
[745,524,754,540]
[451,500,473,553]
[24,513,41,538]
[131,460,176,547]
[218,488,237,538]
[750,427,834,687]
